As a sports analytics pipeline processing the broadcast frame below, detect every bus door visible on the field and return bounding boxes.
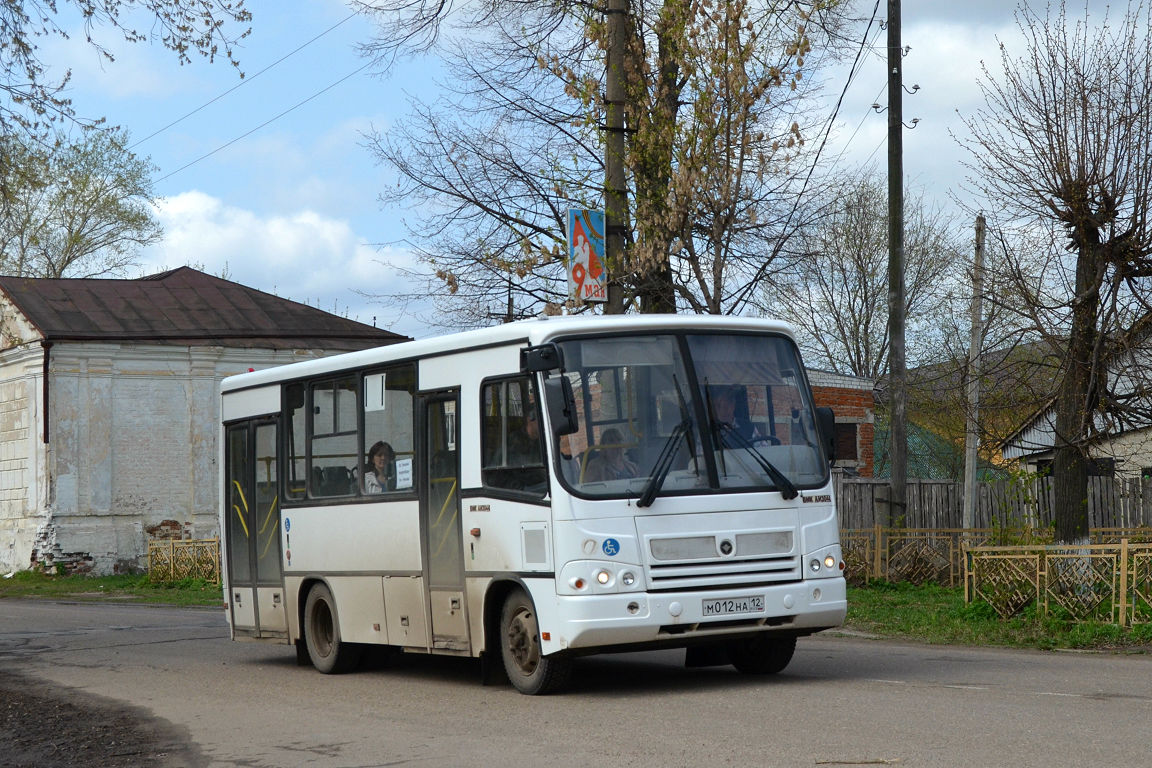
[421,393,470,652]
[224,419,288,639]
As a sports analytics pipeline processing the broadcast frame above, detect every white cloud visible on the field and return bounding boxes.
[823,16,1023,208]
[140,191,432,337]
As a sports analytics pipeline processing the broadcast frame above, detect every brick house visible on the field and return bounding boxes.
[809,370,876,477]
[0,267,406,575]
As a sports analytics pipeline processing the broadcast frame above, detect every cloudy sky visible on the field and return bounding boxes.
[48,0,1114,338]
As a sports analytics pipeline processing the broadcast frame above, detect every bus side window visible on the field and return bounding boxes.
[310,377,358,498]
[361,364,416,494]
[481,376,546,495]
[284,382,307,500]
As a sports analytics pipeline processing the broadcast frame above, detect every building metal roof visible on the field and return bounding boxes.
[0,267,409,350]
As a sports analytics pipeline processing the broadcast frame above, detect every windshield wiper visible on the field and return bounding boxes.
[637,419,691,508]
[715,423,799,500]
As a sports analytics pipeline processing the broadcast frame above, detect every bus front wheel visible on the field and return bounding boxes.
[303,583,362,674]
[500,589,571,695]
[727,634,796,675]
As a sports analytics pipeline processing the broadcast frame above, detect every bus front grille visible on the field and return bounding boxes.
[643,528,800,590]
[647,556,799,590]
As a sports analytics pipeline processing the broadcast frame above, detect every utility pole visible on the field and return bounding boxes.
[603,0,629,315]
[886,0,907,526]
[963,214,986,529]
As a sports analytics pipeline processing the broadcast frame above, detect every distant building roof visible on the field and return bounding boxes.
[0,267,409,350]
[808,368,875,390]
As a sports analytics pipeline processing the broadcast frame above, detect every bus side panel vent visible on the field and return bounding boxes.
[521,524,550,569]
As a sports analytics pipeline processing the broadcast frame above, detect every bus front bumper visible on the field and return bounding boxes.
[532,577,847,654]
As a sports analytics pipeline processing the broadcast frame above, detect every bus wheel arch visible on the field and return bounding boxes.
[294,578,321,665]
[498,586,571,695]
[301,580,362,674]
[482,580,516,679]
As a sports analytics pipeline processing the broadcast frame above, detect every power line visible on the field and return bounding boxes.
[131,11,359,150]
[861,132,887,166]
[155,59,375,183]
[828,81,887,170]
[789,0,883,194]
[729,0,884,309]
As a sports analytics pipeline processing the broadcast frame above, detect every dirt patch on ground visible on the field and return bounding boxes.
[0,669,205,767]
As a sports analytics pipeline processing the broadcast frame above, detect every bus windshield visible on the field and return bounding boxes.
[554,332,827,500]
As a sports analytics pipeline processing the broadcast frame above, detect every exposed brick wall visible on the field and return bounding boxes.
[812,385,875,477]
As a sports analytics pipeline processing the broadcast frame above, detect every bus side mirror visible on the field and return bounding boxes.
[816,406,836,464]
[521,343,564,373]
[545,376,578,436]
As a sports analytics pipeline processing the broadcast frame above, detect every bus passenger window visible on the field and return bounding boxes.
[481,377,546,495]
[285,383,307,500]
[310,377,357,497]
[361,365,416,493]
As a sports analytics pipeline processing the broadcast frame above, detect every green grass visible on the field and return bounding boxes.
[3,572,1151,651]
[0,571,224,607]
[846,580,1152,652]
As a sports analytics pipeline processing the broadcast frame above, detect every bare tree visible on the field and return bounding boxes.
[768,168,962,379]
[0,0,251,139]
[358,0,856,326]
[0,128,161,277]
[958,1,1152,543]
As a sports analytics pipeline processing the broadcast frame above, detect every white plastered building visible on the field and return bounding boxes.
[0,268,406,575]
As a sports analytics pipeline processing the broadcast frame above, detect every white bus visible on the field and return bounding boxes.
[220,315,845,694]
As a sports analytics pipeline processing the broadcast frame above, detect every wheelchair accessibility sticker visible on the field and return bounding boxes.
[602,538,620,557]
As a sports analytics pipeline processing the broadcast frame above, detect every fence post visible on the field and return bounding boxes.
[873,523,883,581]
[1119,538,1130,627]
[962,543,971,603]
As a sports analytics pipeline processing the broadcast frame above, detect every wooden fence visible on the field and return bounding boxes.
[966,540,1152,626]
[835,474,1152,530]
[841,526,1152,586]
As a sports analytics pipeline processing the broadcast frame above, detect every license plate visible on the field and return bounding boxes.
[702,595,765,617]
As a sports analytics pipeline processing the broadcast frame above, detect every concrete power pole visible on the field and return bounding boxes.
[962,214,986,529]
[604,0,629,315]
[887,0,907,525]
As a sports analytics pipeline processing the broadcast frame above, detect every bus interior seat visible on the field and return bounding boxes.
[314,465,355,496]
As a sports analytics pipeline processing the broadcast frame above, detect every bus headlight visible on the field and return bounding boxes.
[557,562,645,594]
[805,545,844,579]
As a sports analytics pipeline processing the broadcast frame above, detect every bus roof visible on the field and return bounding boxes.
[220,314,797,393]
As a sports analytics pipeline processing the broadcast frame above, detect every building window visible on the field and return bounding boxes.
[834,422,858,463]
[1087,457,1115,478]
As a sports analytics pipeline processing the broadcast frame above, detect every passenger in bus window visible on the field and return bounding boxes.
[585,428,637,482]
[364,441,396,493]
[710,387,758,443]
[710,386,779,446]
[507,409,542,467]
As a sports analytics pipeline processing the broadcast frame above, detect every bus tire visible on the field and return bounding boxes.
[303,583,362,674]
[500,589,570,695]
[727,634,796,675]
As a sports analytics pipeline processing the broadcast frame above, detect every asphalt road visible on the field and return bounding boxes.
[1,599,1151,768]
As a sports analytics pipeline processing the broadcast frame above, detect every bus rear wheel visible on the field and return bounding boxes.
[727,634,796,675]
[303,583,362,674]
[500,589,571,695]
